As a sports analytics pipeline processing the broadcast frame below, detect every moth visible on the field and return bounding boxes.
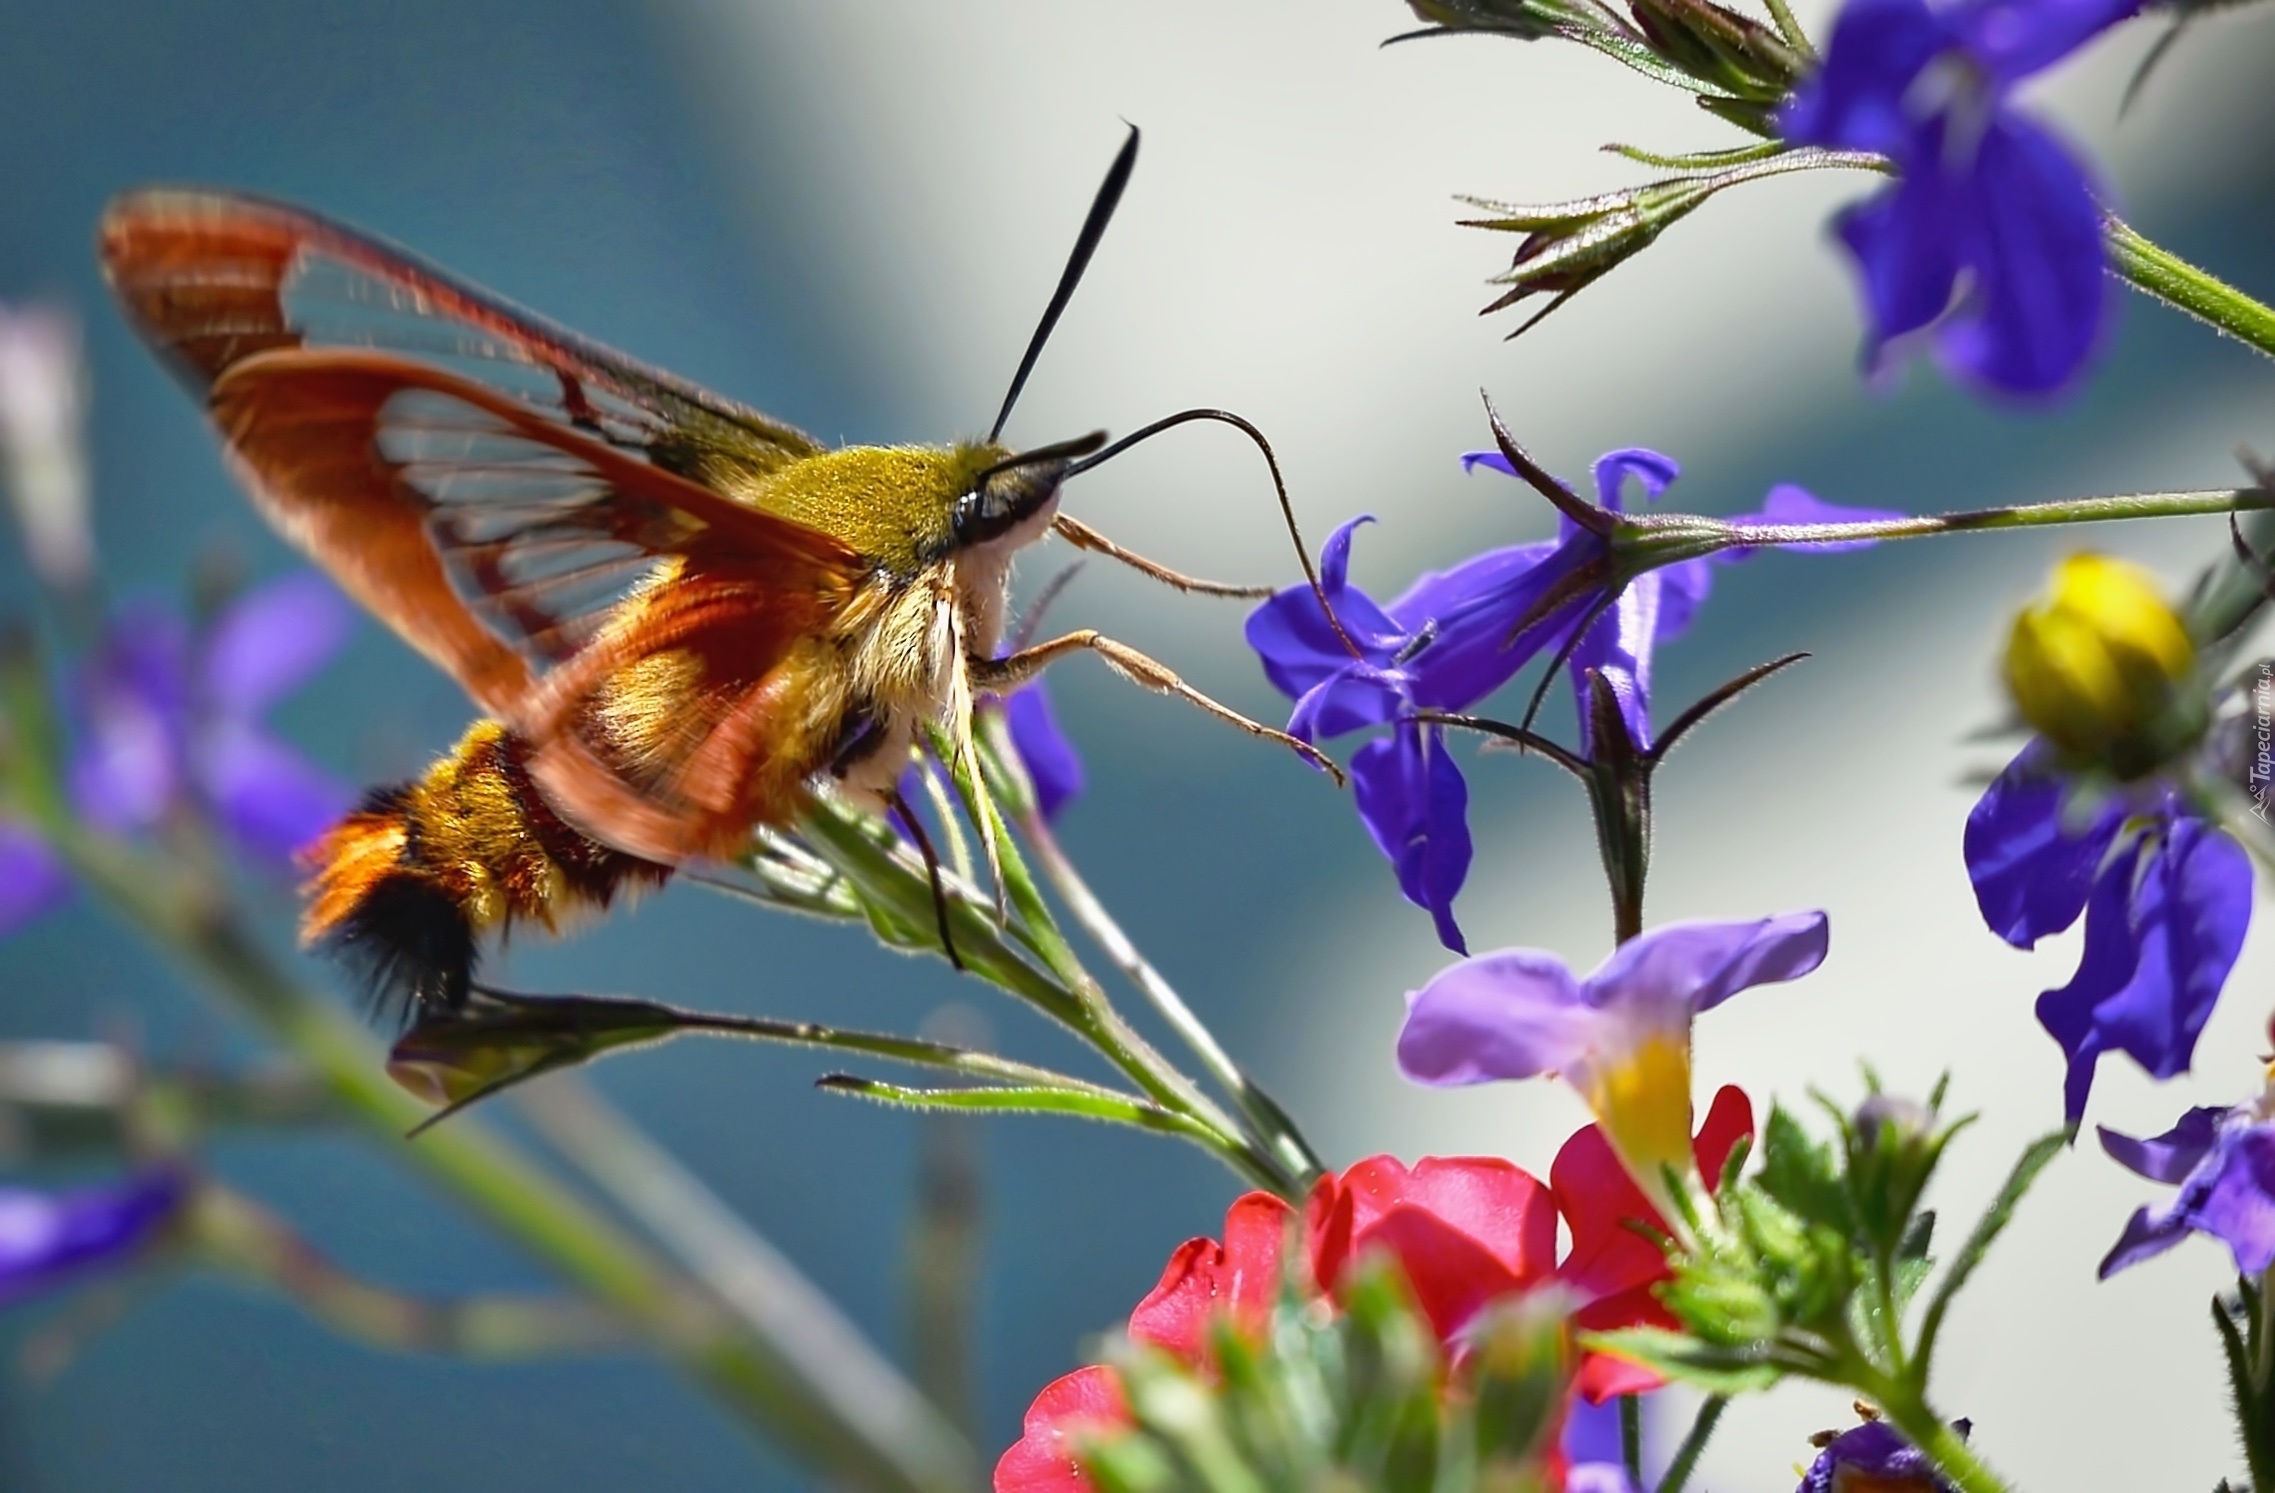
[101,129,1334,1018]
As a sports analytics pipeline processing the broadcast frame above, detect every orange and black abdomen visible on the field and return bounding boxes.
[302,720,670,1019]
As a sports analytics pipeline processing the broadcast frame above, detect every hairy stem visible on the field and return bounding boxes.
[2106,215,2275,364]
[1017,804,1324,1188]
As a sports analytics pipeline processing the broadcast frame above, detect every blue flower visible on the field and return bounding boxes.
[1248,445,1896,951]
[2098,1100,2275,1278]
[1781,0,2137,397]
[1965,746,2251,1123]
[0,1169,186,1306]
[0,572,354,938]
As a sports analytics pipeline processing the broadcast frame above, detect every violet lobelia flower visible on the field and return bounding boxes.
[1397,912,1829,1219]
[1798,1420,1963,1493]
[0,572,354,938]
[1249,442,1891,951]
[1966,766,2250,1127]
[0,1169,186,1306]
[1781,0,2138,398]
[2098,1097,2275,1278]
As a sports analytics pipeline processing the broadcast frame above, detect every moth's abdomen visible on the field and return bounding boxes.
[301,720,670,1020]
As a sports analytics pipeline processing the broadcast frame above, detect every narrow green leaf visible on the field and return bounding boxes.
[1914,1129,2067,1372]
[817,1076,1221,1145]
[1655,1396,1726,1493]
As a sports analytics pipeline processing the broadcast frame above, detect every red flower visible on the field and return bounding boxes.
[1556,1084,1753,1402]
[995,1089,1753,1492]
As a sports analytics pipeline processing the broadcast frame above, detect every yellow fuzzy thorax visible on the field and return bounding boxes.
[717,441,1010,576]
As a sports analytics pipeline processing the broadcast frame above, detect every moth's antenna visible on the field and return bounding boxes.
[989,124,1140,444]
[1064,408,1363,659]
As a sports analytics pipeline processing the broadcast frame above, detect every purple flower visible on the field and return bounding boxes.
[0,1169,186,1306]
[1781,0,2136,398]
[1397,912,1828,1215]
[1965,746,2252,1123]
[1798,1421,1962,1493]
[2098,1101,2275,1278]
[1247,442,1893,952]
[1244,498,1583,953]
[1005,681,1084,822]
[0,573,353,939]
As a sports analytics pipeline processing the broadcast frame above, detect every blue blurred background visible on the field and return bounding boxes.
[3,1,2274,1487]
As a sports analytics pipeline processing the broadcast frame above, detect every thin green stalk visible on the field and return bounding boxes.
[2106,215,2275,364]
[1875,1387,2015,1493]
[799,791,1293,1196]
[1719,487,2269,552]
[1620,1393,1644,1483]
[1016,803,1325,1187]
[955,730,1301,1198]
[1655,1397,1724,1493]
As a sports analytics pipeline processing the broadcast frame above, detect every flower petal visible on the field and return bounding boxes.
[0,823,70,936]
[1589,448,1681,514]
[994,1366,1125,1493]
[1779,0,1950,157]
[1933,115,2111,399]
[1125,1191,1293,1359]
[2036,822,2252,1123]
[1834,172,1966,369]
[199,571,354,716]
[2096,1202,2192,1278]
[1570,570,1663,751]
[196,721,353,867]
[1583,912,1831,1021]
[1246,516,1404,703]
[2099,1105,2224,1185]
[2178,1123,2275,1277]
[0,1169,185,1306]
[1352,1202,1527,1341]
[1956,0,2142,81]
[1352,725,1473,953]
[1398,948,1593,1086]
[1964,745,2125,947]
[69,606,192,832]
[1006,682,1084,822]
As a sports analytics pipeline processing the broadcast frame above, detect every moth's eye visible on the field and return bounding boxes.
[954,460,1065,548]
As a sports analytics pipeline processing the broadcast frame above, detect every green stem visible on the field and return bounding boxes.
[1620,1393,1644,1483]
[1875,1387,2015,1493]
[1016,802,1325,1188]
[2106,215,2275,364]
[800,792,1291,1196]
[1719,487,2270,552]
[1655,1397,1724,1493]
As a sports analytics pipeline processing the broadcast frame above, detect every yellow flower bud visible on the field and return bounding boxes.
[2004,554,2202,778]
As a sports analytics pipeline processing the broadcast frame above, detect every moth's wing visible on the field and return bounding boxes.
[209,349,866,862]
[99,187,821,483]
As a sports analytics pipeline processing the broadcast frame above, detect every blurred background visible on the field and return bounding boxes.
[2,0,2273,1486]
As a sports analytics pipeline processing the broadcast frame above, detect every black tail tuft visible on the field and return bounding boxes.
[320,872,477,1028]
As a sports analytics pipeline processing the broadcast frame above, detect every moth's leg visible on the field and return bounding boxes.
[974,630,1345,785]
[1050,515,1273,599]
[886,786,967,971]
